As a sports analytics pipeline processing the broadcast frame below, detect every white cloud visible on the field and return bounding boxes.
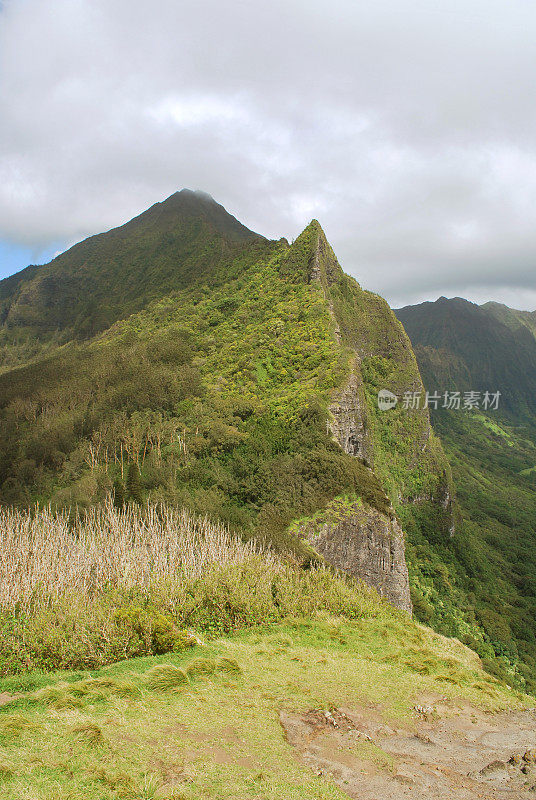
[0,0,536,308]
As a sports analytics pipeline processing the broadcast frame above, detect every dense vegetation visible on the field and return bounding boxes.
[1,192,535,696]
[0,191,264,348]
[396,296,536,692]
[407,410,536,692]
[0,223,385,559]
[0,501,384,675]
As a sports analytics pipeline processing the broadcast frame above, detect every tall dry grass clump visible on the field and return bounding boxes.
[0,499,383,674]
[0,498,270,614]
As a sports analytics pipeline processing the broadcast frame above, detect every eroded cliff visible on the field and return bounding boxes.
[289,222,455,612]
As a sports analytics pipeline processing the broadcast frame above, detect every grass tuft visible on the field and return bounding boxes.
[186,657,216,678]
[0,714,39,736]
[71,721,104,746]
[145,665,189,691]
[215,657,242,675]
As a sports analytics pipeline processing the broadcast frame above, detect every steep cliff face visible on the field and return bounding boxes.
[297,498,412,612]
[328,360,374,468]
[288,222,455,611]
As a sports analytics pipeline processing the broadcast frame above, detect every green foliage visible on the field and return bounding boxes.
[113,478,125,508]
[0,555,382,674]
[216,656,242,674]
[2,197,531,692]
[112,604,194,655]
[399,410,536,693]
[0,233,357,556]
[126,463,143,505]
[392,297,536,692]
[0,190,267,356]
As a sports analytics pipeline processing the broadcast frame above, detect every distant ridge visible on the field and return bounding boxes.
[395,296,536,418]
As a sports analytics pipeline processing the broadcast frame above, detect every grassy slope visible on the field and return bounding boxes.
[0,613,525,800]
[429,411,536,689]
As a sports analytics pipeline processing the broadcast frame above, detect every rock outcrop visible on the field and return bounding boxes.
[300,502,413,612]
[328,361,373,468]
[287,221,456,613]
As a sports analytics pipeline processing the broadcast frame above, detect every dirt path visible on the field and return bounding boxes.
[280,695,536,799]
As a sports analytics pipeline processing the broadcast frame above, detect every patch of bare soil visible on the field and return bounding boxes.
[280,697,536,799]
[0,692,17,707]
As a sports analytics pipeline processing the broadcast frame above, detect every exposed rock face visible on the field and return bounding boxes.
[324,356,414,608]
[328,362,374,468]
[299,228,413,612]
[302,503,412,612]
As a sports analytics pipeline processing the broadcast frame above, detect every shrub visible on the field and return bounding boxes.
[0,501,383,674]
[113,605,191,655]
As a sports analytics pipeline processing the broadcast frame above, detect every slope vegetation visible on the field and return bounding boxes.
[396,297,536,691]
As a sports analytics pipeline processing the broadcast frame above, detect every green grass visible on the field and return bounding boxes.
[0,615,526,800]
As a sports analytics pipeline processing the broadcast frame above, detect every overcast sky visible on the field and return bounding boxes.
[1,0,536,309]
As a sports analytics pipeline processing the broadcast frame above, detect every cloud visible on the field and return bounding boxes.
[0,0,535,308]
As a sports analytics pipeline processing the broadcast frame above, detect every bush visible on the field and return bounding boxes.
[112,605,194,655]
[0,501,384,674]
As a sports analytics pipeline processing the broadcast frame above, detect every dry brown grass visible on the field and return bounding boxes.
[0,499,384,674]
[0,498,270,614]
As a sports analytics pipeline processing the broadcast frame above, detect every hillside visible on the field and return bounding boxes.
[396,296,536,419]
[1,615,532,800]
[0,503,532,800]
[0,190,268,368]
[0,197,453,609]
[0,192,534,695]
[483,301,536,340]
[396,297,536,691]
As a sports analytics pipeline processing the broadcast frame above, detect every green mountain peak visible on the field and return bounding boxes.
[0,191,270,344]
[279,218,343,288]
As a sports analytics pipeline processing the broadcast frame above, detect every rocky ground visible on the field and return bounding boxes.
[281,695,536,799]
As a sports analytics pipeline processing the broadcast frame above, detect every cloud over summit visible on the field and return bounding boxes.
[1,0,535,307]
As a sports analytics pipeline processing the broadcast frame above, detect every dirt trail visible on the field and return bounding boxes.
[280,696,536,799]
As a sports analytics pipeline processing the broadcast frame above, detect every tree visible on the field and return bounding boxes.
[113,478,126,509]
[126,463,143,505]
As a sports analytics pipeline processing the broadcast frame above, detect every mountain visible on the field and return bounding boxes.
[0,194,534,691]
[0,195,453,609]
[0,189,267,355]
[396,296,536,419]
[483,300,536,339]
[396,296,536,690]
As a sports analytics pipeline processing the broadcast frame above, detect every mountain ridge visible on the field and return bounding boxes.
[395,295,536,418]
[0,193,535,690]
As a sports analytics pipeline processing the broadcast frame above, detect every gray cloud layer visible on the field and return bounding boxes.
[1,0,536,308]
